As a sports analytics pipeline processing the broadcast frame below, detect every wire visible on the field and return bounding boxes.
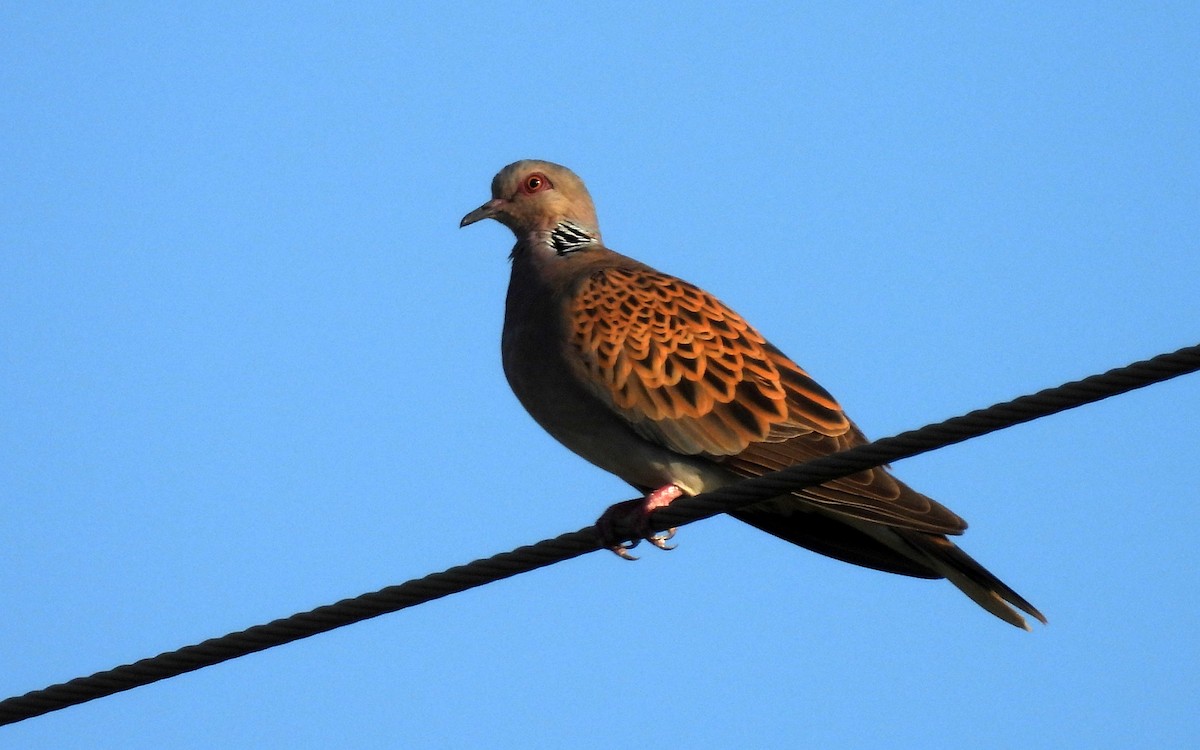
[2,342,1198,727]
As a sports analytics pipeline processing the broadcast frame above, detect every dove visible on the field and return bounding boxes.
[460,159,1044,630]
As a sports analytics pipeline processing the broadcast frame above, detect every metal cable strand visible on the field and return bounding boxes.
[2,342,1197,727]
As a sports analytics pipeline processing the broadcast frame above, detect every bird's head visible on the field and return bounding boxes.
[460,160,601,244]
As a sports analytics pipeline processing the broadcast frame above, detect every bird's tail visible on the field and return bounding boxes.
[899,530,1047,631]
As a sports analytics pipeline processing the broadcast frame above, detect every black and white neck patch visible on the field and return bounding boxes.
[549,220,598,256]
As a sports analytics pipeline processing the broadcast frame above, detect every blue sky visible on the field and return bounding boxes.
[2,3,1198,747]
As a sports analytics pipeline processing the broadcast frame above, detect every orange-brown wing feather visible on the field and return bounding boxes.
[568,265,965,535]
[570,266,847,452]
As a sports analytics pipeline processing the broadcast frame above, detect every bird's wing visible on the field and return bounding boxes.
[566,264,965,535]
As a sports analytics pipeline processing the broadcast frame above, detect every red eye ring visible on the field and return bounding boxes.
[520,172,550,194]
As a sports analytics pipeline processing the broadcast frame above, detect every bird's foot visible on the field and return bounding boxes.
[595,484,683,560]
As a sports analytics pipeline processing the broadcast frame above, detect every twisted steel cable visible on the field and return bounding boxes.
[2,342,1197,727]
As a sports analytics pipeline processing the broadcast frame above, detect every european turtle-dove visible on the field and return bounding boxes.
[460,159,1045,630]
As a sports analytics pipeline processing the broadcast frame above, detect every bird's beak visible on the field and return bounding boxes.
[459,198,503,228]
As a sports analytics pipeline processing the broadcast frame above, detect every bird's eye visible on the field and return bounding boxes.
[521,173,550,194]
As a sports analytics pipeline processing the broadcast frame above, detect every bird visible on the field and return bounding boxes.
[460,159,1045,630]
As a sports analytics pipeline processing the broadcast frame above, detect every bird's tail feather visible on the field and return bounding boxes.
[899,530,1046,631]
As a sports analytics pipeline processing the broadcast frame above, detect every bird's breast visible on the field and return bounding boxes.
[501,290,733,496]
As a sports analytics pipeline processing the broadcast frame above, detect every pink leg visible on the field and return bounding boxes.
[594,484,684,560]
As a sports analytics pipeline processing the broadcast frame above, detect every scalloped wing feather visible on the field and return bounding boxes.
[568,265,965,535]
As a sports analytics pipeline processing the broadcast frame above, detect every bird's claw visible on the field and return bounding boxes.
[613,541,640,561]
[649,528,676,550]
[611,529,673,559]
[594,486,684,559]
